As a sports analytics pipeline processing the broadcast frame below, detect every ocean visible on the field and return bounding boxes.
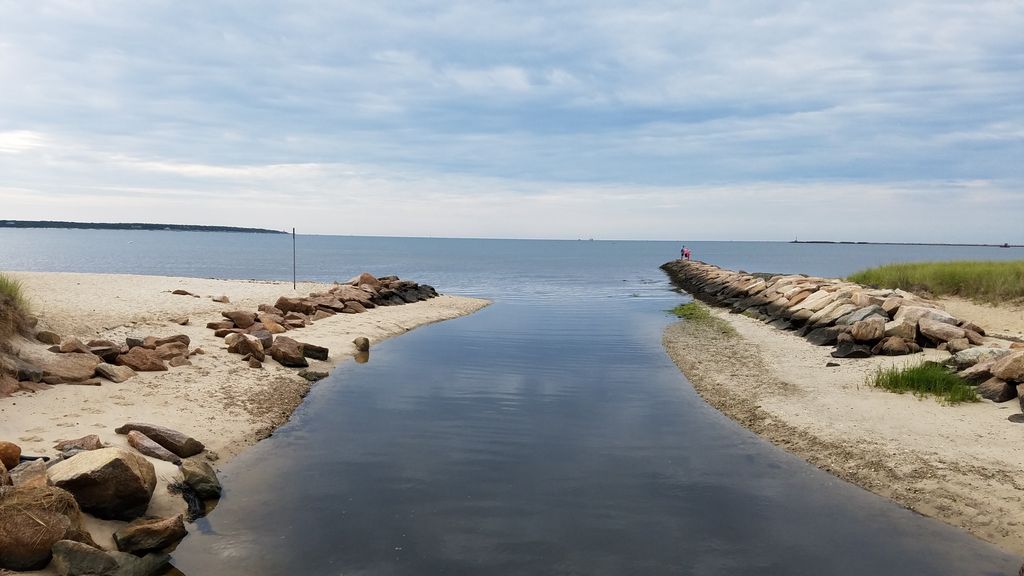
[2,229,1021,575]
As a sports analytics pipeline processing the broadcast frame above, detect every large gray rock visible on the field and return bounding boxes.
[948,347,1010,370]
[113,514,187,555]
[127,431,181,465]
[894,305,958,326]
[919,317,967,344]
[51,539,119,576]
[47,447,157,520]
[114,423,205,458]
[180,459,222,499]
[835,305,886,326]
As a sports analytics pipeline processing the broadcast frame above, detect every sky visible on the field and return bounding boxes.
[0,1,1021,242]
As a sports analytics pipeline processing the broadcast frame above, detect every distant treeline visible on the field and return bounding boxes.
[0,220,287,234]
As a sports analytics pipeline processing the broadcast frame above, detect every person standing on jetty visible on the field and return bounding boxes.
[681,246,692,261]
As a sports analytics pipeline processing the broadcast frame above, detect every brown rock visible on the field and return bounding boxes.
[874,336,911,356]
[246,328,274,351]
[258,304,284,315]
[96,362,136,383]
[114,514,187,555]
[946,338,972,355]
[36,330,62,345]
[114,423,205,458]
[284,318,307,329]
[222,310,257,329]
[894,305,959,326]
[214,328,244,338]
[880,297,903,317]
[0,461,8,487]
[180,459,222,499]
[248,358,263,369]
[88,345,122,363]
[262,319,288,334]
[884,319,917,340]
[312,309,334,321]
[269,336,308,367]
[0,441,22,470]
[345,301,368,314]
[991,351,1024,383]
[228,334,265,362]
[0,505,70,570]
[206,321,235,330]
[919,317,967,344]
[275,296,316,315]
[54,435,103,452]
[50,539,119,576]
[353,337,370,352]
[127,431,182,465]
[154,334,190,347]
[301,342,329,361]
[1011,342,1024,350]
[117,347,167,372]
[59,337,92,354]
[47,447,157,520]
[212,295,230,303]
[154,341,189,360]
[168,356,191,367]
[331,285,375,306]
[0,374,18,397]
[141,336,159,349]
[347,272,381,288]
[171,289,194,296]
[173,317,189,326]
[850,317,885,342]
[836,332,854,345]
[42,352,101,383]
[959,321,986,336]
[976,377,1017,403]
[964,329,985,346]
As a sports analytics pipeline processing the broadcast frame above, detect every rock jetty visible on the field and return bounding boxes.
[662,260,1024,412]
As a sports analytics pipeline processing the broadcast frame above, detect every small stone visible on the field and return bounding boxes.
[298,369,329,382]
[301,342,329,361]
[248,358,262,369]
[0,440,22,469]
[117,348,167,372]
[180,459,222,499]
[113,514,188,555]
[831,342,872,359]
[35,330,62,345]
[173,317,189,326]
[825,362,840,367]
[353,337,370,352]
[168,356,192,368]
[212,295,230,303]
[222,310,257,329]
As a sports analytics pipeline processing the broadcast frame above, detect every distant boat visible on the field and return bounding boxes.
[1001,243,1010,248]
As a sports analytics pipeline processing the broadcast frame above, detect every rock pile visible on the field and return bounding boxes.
[662,259,1024,413]
[661,260,992,359]
[209,272,437,369]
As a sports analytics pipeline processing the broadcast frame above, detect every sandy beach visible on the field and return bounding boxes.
[663,296,1024,555]
[0,271,488,570]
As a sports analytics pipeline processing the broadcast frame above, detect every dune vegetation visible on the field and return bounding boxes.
[0,272,29,339]
[870,363,979,404]
[848,260,1024,303]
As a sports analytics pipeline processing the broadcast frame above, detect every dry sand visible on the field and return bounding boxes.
[0,271,488,569]
[664,297,1024,555]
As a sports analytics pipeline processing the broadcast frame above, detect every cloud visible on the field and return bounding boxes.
[0,1,1020,240]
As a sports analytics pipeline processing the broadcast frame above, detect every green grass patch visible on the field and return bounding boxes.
[0,272,28,339]
[870,363,979,404]
[848,260,1024,303]
[670,301,737,337]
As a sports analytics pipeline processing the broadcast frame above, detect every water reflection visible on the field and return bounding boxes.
[172,297,1020,575]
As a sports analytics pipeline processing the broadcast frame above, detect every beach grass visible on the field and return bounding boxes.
[0,272,28,338]
[870,363,979,404]
[848,260,1024,303]
[670,301,737,337]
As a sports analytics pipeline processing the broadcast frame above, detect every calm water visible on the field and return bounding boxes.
[2,230,1022,574]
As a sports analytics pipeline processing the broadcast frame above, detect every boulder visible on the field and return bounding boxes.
[881,297,903,317]
[894,305,958,326]
[114,423,205,458]
[991,351,1024,383]
[154,335,190,347]
[919,317,967,344]
[850,317,885,342]
[43,353,101,383]
[269,336,308,367]
[347,272,381,288]
[353,337,370,352]
[212,295,230,303]
[248,358,263,369]
[228,334,265,362]
[95,363,136,383]
[206,321,235,330]
[54,435,103,452]
[345,301,368,314]
[836,305,886,326]
[262,319,288,334]
[247,329,274,351]
[976,378,1017,403]
[59,337,93,354]
[36,330,62,345]
[125,336,145,349]
[258,304,284,315]
[884,319,917,341]
[113,514,187,555]
[0,485,94,571]
[1013,343,1024,350]
[127,431,182,465]
[9,459,48,488]
[47,447,156,520]
[180,459,222,499]
[312,309,334,321]
[0,441,21,469]
[959,321,986,336]
[153,342,189,360]
[0,374,18,396]
[948,347,1010,370]
[168,356,191,368]
[88,345,123,363]
[116,348,167,372]
[51,539,120,576]
[872,336,911,356]
[222,310,257,329]
[831,342,873,359]
[945,338,972,355]
[301,342,329,361]
[275,296,316,315]
[964,329,985,346]
[836,332,855,344]
[215,328,243,338]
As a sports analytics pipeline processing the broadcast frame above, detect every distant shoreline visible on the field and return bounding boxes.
[791,240,1021,248]
[0,220,286,234]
